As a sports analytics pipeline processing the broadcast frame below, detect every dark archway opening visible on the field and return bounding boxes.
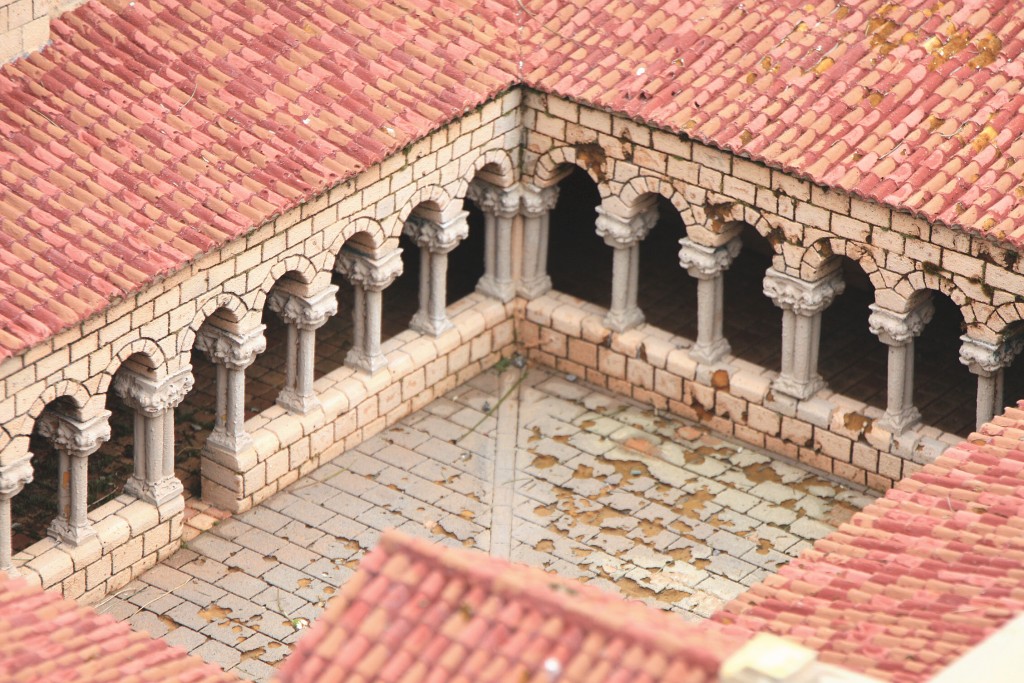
[722,227,782,369]
[548,166,608,308]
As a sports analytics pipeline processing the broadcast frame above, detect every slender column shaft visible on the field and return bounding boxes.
[269,284,338,414]
[214,363,228,435]
[283,324,297,398]
[764,268,845,401]
[679,236,741,365]
[869,300,934,434]
[352,285,365,354]
[494,212,514,293]
[405,212,467,337]
[195,325,263,457]
[417,248,431,321]
[0,495,12,573]
[483,211,496,285]
[296,327,316,399]
[163,408,176,479]
[609,245,631,320]
[518,184,558,299]
[429,250,448,326]
[960,335,1022,429]
[0,456,31,573]
[68,453,88,534]
[596,202,656,333]
[365,289,383,361]
[57,450,70,525]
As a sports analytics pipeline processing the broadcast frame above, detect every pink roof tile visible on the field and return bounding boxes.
[276,531,748,683]
[0,570,238,683]
[714,405,1024,682]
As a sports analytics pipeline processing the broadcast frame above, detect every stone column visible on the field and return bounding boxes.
[113,365,194,506]
[196,326,265,457]
[595,199,658,332]
[868,297,935,434]
[470,182,522,302]
[34,410,110,546]
[268,285,339,414]
[678,236,742,364]
[336,247,404,374]
[518,183,559,299]
[0,456,33,574]
[959,335,1024,428]
[763,268,845,401]
[405,211,470,336]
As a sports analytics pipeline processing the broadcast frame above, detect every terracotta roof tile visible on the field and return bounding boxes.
[0,0,518,359]
[277,531,747,683]
[0,570,237,683]
[713,403,1024,682]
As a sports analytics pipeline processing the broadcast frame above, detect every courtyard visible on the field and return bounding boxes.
[96,366,874,681]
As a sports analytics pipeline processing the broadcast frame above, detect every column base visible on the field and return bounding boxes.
[770,374,825,402]
[877,407,922,435]
[206,428,254,456]
[47,518,97,547]
[517,275,552,300]
[126,475,184,507]
[346,348,388,375]
[604,307,645,333]
[477,275,516,303]
[690,338,731,365]
[410,310,454,338]
[276,388,321,416]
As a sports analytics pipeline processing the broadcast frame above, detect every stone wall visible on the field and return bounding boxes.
[0,89,522,602]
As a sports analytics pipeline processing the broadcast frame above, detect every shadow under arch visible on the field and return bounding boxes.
[547,165,608,308]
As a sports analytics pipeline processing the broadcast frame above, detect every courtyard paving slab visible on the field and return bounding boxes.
[97,367,874,681]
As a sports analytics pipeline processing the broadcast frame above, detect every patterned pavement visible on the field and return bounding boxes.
[98,366,875,681]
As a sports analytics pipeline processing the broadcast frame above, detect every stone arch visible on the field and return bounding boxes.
[895,270,973,322]
[617,176,698,228]
[978,301,1024,340]
[531,146,612,197]
[327,216,389,257]
[9,380,95,446]
[466,148,516,188]
[396,185,463,227]
[252,254,326,314]
[178,292,252,357]
[96,338,167,396]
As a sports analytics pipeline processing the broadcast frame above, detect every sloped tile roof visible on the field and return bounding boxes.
[276,530,748,683]
[0,570,238,683]
[0,0,518,359]
[521,0,1024,241]
[715,406,1024,682]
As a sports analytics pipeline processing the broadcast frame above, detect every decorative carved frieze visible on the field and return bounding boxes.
[35,410,111,459]
[595,202,658,248]
[868,300,934,347]
[0,456,33,498]
[959,334,1024,375]
[520,183,559,217]
[336,248,404,291]
[113,365,196,415]
[195,326,267,370]
[678,236,742,280]
[764,268,845,317]
[403,211,470,254]
[268,285,339,331]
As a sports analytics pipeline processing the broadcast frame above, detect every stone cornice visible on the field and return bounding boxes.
[268,286,339,331]
[763,268,845,316]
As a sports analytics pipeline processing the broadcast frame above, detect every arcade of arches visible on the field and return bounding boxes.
[4,91,1024,602]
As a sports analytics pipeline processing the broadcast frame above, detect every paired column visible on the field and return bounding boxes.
[595,198,658,332]
[959,335,1024,428]
[518,183,559,300]
[678,236,742,364]
[35,410,111,546]
[405,211,470,336]
[268,285,339,414]
[867,297,934,434]
[335,247,404,374]
[113,365,194,506]
[470,182,522,302]
[195,326,265,457]
[0,456,33,573]
[764,268,845,401]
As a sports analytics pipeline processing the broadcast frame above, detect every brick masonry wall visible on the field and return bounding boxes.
[0,90,522,603]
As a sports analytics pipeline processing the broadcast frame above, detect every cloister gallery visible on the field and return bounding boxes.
[4,0,1024,679]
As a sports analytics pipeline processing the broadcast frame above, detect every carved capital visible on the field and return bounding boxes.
[595,202,658,247]
[196,325,267,371]
[959,335,1024,375]
[868,300,934,346]
[763,268,845,316]
[336,248,404,292]
[268,285,339,331]
[678,236,742,280]
[0,455,33,498]
[113,365,196,415]
[35,410,111,459]
[520,183,559,217]
[403,211,470,254]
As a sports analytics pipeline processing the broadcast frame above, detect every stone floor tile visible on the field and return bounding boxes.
[192,640,242,671]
